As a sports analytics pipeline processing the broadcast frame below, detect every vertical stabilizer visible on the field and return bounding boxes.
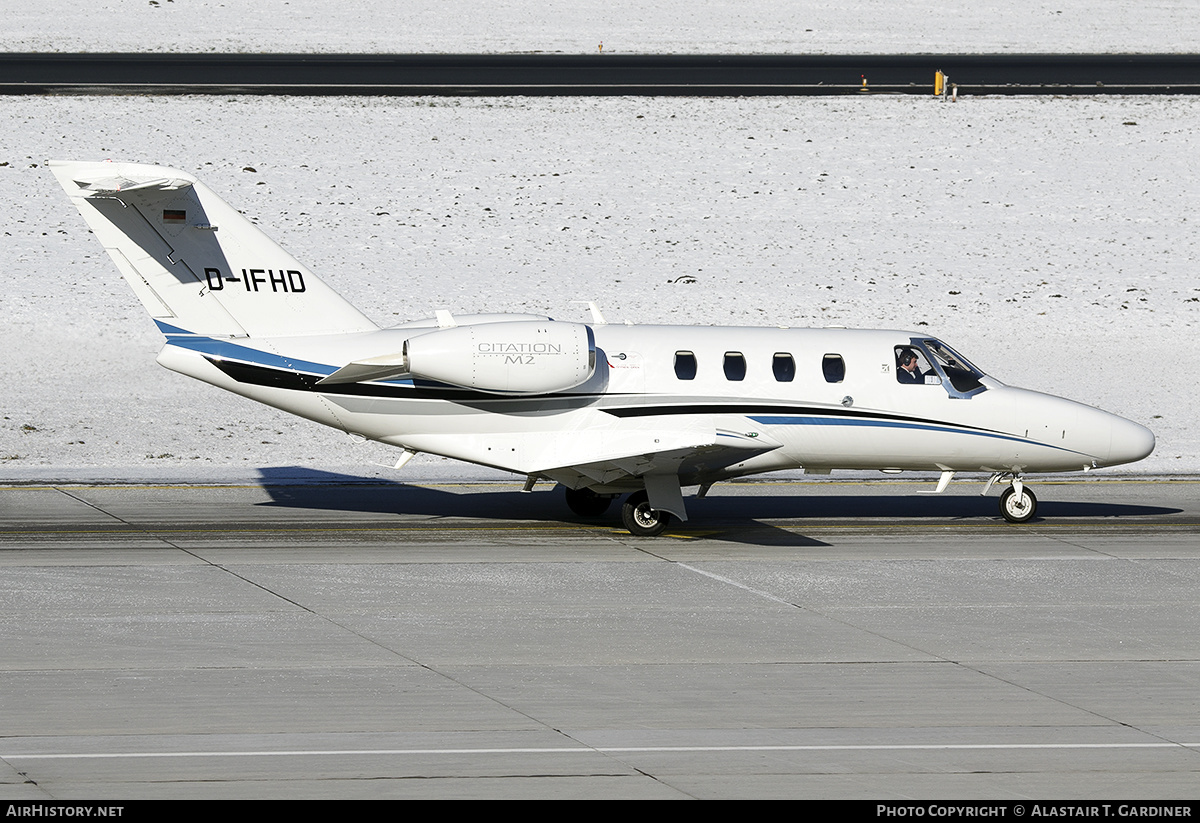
[50,160,378,338]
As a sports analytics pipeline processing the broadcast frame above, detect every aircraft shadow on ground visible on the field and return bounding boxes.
[253,467,1180,546]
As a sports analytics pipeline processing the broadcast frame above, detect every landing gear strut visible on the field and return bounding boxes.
[621,490,673,537]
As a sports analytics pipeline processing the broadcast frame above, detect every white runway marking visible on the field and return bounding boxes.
[675,562,800,607]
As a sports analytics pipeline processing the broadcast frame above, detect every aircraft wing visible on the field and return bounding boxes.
[539,422,781,487]
[399,412,778,475]
[395,412,782,519]
[533,416,782,520]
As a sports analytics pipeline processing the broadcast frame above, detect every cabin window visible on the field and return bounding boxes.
[723,352,746,381]
[822,354,845,383]
[674,351,697,380]
[772,353,795,382]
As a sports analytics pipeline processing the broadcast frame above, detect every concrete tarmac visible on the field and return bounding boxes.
[1,476,1198,799]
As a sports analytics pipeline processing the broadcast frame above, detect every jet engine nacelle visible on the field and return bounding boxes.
[404,320,596,395]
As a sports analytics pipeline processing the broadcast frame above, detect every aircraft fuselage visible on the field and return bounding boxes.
[156,322,1155,493]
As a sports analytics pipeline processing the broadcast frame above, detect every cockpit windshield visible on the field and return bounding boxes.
[895,338,987,398]
[922,338,986,395]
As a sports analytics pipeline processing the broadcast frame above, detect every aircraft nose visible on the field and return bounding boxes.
[1106,415,1155,467]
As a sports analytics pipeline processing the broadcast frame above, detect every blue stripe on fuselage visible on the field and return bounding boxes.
[747,414,1085,456]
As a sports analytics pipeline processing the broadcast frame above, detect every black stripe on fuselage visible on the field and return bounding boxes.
[208,357,505,401]
[206,356,1007,438]
[601,402,1005,434]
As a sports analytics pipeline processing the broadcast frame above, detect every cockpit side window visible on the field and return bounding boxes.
[674,351,697,380]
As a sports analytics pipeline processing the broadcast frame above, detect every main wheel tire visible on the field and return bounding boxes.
[564,486,612,517]
[999,485,1038,523]
[621,490,672,537]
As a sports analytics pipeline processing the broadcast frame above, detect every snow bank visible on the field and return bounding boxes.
[4,94,1196,481]
[4,0,1199,55]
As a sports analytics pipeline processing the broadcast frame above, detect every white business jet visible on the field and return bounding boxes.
[51,160,1155,535]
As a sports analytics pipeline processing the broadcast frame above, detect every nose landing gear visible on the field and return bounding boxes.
[987,473,1038,523]
[999,484,1038,522]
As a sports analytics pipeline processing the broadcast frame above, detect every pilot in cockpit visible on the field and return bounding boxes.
[896,349,924,384]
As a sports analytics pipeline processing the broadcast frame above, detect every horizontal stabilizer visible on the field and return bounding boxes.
[63,165,196,195]
[71,172,195,195]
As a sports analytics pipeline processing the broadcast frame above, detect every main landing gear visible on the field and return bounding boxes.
[563,485,677,537]
[564,487,672,536]
[620,490,673,537]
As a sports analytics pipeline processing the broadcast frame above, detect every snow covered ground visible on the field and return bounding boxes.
[4,93,1197,482]
[4,0,1199,55]
[3,2,1197,483]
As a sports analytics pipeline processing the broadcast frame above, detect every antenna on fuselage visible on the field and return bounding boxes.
[571,301,607,325]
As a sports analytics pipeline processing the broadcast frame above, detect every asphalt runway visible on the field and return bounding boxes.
[1,476,1198,799]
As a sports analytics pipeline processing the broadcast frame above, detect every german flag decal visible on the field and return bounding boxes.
[163,209,186,223]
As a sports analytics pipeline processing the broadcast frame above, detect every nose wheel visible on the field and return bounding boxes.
[999,483,1038,523]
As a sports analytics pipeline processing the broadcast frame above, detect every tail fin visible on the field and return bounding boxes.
[50,160,377,338]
